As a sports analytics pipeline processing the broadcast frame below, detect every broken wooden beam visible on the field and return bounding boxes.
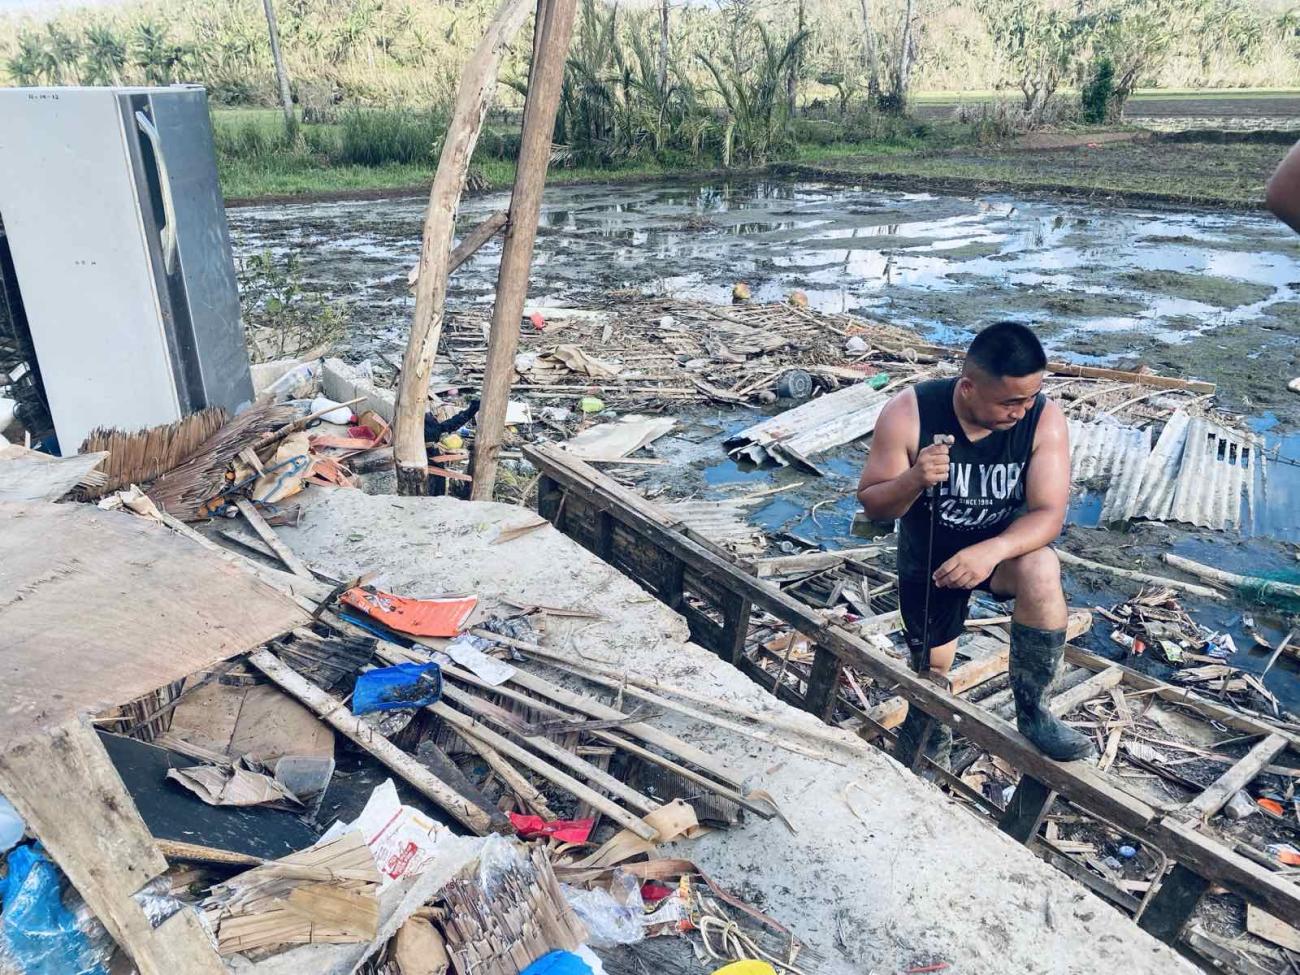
[470,0,580,501]
[234,496,313,579]
[1179,733,1288,823]
[0,720,225,975]
[246,650,498,835]
[1046,361,1215,395]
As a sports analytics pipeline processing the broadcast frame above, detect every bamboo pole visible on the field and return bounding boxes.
[393,0,535,495]
[470,0,579,500]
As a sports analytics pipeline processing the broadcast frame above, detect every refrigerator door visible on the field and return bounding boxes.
[0,87,179,451]
[125,88,252,414]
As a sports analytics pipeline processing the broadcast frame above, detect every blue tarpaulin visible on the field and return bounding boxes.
[520,950,593,975]
[352,662,442,714]
[0,843,108,975]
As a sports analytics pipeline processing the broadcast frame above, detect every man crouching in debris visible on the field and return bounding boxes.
[856,320,1094,765]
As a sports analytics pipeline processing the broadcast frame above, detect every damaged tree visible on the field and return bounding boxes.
[393,0,535,496]
[470,0,579,500]
[395,0,578,499]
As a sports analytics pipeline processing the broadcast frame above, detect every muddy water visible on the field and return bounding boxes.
[229,179,1300,411]
[228,179,1300,707]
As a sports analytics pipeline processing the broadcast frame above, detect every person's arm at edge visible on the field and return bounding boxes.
[1266,141,1300,234]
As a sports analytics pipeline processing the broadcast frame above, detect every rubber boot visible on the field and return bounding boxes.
[1010,622,1095,762]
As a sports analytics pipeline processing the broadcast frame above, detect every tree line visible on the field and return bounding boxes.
[1,0,1295,157]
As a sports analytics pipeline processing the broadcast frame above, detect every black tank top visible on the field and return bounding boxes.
[897,378,1045,581]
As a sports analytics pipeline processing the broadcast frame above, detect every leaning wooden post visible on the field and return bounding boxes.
[470,0,578,500]
[393,0,535,496]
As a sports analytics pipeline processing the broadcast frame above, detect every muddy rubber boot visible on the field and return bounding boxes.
[1010,622,1095,762]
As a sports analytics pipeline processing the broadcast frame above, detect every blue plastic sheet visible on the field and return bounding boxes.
[352,661,442,714]
[520,950,594,975]
[0,844,109,975]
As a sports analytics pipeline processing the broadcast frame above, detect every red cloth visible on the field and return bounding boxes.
[340,588,477,638]
[507,813,595,844]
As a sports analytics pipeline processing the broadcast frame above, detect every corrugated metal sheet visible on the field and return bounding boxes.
[1133,410,1190,522]
[1167,417,1252,531]
[1068,418,1154,525]
[1123,410,1252,531]
[724,381,894,471]
[664,500,766,556]
[1099,425,1153,525]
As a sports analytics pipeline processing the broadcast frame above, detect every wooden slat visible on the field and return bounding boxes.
[1180,734,1288,823]
[437,683,660,816]
[1049,665,1125,717]
[1064,644,1300,750]
[247,650,497,835]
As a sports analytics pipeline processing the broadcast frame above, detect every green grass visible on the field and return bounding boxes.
[804,139,1279,207]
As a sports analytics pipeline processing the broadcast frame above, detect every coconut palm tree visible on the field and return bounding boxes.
[83,25,126,86]
[44,24,82,84]
[6,32,46,85]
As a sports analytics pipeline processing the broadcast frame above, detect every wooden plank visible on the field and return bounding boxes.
[1154,818,1300,927]
[422,656,776,819]
[1180,734,1288,822]
[234,496,313,578]
[1247,904,1300,952]
[1046,360,1215,394]
[0,719,225,974]
[1049,665,1125,716]
[431,699,657,839]
[1064,644,1300,750]
[1138,863,1211,944]
[999,775,1056,844]
[0,501,308,743]
[451,726,556,820]
[438,683,660,814]
[246,650,497,835]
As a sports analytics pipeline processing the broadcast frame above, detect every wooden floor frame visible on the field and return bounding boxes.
[523,443,1300,945]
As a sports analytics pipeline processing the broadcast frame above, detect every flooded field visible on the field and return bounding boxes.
[228,179,1300,707]
[229,179,1300,412]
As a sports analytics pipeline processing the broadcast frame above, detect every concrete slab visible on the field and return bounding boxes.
[280,489,1195,975]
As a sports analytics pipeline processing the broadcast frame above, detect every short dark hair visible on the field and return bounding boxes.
[964,320,1047,378]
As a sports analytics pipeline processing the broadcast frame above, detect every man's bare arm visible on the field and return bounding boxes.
[856,389,949,520]
[1267,142,1300,234]
[932,400,1070,588]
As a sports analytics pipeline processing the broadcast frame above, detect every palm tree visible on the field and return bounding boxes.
[133,22,189,85]
[44,24,82,84]
[6,32,45,86]
[83,25,126,86]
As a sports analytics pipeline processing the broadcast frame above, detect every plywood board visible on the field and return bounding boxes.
[0,501,308,743]
[169,680,334,761]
